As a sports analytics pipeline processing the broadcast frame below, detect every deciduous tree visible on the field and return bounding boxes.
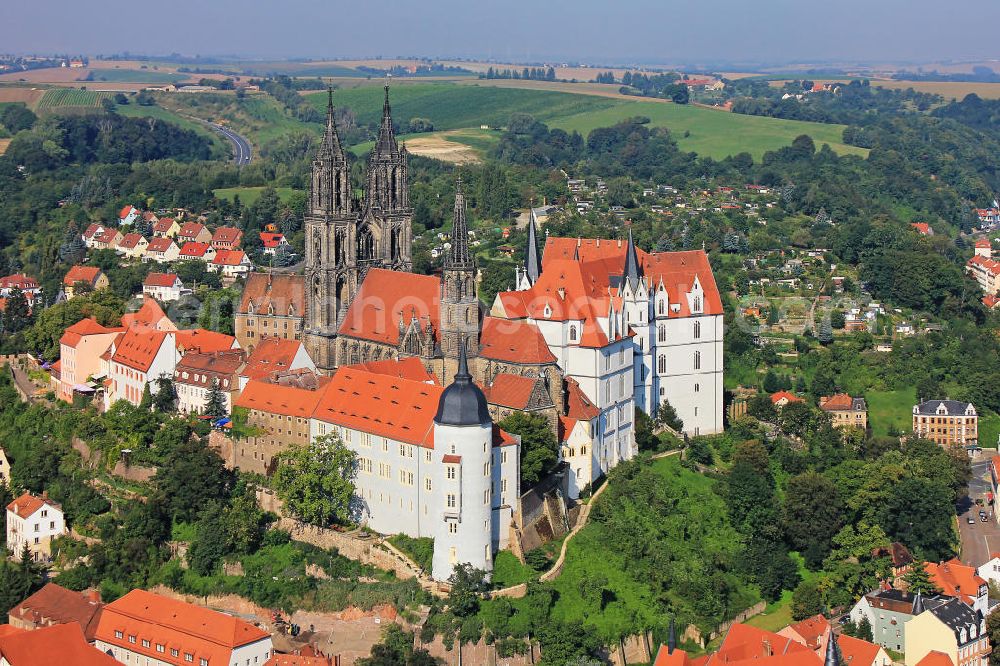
[273,433,358,527]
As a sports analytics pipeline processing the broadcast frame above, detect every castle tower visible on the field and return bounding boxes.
[361,85,412,272]
[304,89,356,371]
[431,343,494,582]
[440,179,480,360]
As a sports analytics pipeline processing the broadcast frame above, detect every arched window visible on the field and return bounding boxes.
[569,325,578,341]
[693,295,702,312]
[693,351,701,370]
[693,320,701,339]
[694,383,700,393]
[657,325,666,342]
[657,355,666,373]
[658,299,665,315]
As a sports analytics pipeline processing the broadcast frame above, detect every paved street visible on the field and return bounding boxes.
[210,122,253,165]
[957,450,1000,567]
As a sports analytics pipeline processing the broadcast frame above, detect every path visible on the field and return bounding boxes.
[539,449,682,583]
[957,450,1000,567]
[182,114,252,165]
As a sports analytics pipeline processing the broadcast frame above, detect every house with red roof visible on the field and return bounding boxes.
[209,249,253,280]
[142,272,186,302]
[238,337,316,390]
[176,221,211,244]
[8,583,104,640]
[175,349,246,416]
[260,231,289,255]
[115,232,148,259]
[57,317,123,403]
[178,241,216,263]
[63,265,108,299]
[235,273,305,352]
[778,616,891,666]
[151,217,180,239]
[93,589,273,666]
[0,622,119,666]
[915,652,955,666]
[143,237,180,264]
[925,559,989,613]
[211,226,243,250]
[967,241,1000,295]
[121,297,177,332]
[911,222,933,236]
[0,274,41,305]
[6,492,66,562]
[174,328,239,355]
[85,225,123,251]
[118,205,140,226]
[770,391,803,407]
[654,622,823,665]
[107,328,178,407]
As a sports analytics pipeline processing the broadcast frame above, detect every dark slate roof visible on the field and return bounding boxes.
[914,399,975,416]
[435,342,491,426]
[927,598,982,646]
[622,228,642,290]
[866,589,949,615]
[525,210,541,284]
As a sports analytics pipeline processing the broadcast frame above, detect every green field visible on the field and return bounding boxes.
[305,82,868,160]
[979,414,1000,449]
[213,186,301,206]
[36,89,115,110]
[866,387,917,437]
[87,68,185,84]
[115,103,227,152]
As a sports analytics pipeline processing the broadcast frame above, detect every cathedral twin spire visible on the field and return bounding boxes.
[318,87,346,163]
[447,178,472,269]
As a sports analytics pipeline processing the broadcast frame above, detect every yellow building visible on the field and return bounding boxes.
[904,598,988,666]
[912,400,978,447]
[820,394,868,430]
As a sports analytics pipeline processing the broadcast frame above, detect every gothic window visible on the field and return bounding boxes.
[658,355,666,373]
[693,295,702,312]
[657,325,666,342]
[313,230,322,262]
[693,320,701,339]
[358,226,376,261]
[658,299,665,315]
[693,351,701,370]
[569,325,578,342]
[391,227,400,260]
[465,308,473,325]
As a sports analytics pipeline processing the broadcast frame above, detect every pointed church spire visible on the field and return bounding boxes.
[824,630,840,666]
[912,590,925,615]
[667,618,677,654]
[448,178,472,268]
[622,228,642,290]
[318,86,344,160]
[525,208,542,284]
[456,335,471,380]
[373,84,398,157]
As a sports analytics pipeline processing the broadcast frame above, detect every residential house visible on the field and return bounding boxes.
[911,222,933,236]
[260,232,289,255]
[143,237,180,264]
[5,492,66,562]
[238,337,317,391]
[151,217,180,238]
[0,274,41,306]
[174,349,246,415]
[174,328,239,355]
[873,542,915,578]
[87,226,123,251]
[178,241,216,263]
[977,551,1000,587]
[93,589,273,666]
[771,390,803,408]
[652,622,823,665]
[839,634,894,666]
[107,328,178,406]
[925,559,989,614]
[820,393,868,430]
[63,266,108,299]
[915,651,958,666]
[209,249,252,281]
[118,205,140,226]
[966,242,1000,295]
[778,615,891,666]
[913,400,978,448]
[121,297,177,332]
[176,221,212,244]
[210,226,243,250]
[81,223,106,248]
[114,232,148,260]
[142,273,186,302]
[0,622,119,666]
[851,589,949,653]
[905,597,988,666]
[56,318,122,402]
[8,583,103,640]
[235,273,305,352]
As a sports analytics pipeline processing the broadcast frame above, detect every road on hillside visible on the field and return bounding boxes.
[957,450,1000,567]
[209,122,253,165]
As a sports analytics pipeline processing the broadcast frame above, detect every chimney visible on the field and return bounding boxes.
[84,588,101,603]
[41,490,48,500]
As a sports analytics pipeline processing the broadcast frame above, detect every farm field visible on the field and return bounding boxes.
[306,82,866,160]
[87,68,185,84]
[351,127,498,164]
[213,186,301,206]
[0,139,10,156]
[865,387,917,437]
[36,88,115,110]
[0,88,45,107]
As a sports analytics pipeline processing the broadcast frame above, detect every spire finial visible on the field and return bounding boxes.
[456,336,470,381]
[824,629,840,666]
[525,208,541,284]
[447,179,471,269]
[623,227,642,289]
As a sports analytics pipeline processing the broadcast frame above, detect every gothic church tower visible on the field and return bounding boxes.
[440,179,480,360]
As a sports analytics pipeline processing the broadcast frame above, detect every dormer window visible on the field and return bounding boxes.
[543,304,552,318]
[693,296,702,313]
[658,300,665,315]
[569,325,578,342]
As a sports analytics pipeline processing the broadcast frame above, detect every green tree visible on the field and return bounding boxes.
[186,504,228,576]
[985,607,1000,666]
[273,433,358,527]
[151,376,177,413]
[154,439,233,523]
[783,472,845,569]
[1,288,32,334]
[904,560,942,595]
[830,310,847,330]
[634,408,659,452]
[655,399,683,431]
[498,412,558,487]
[817,317,834,344]
[358,624,441,665]
[203,379,227,420]
[791,578,824,621]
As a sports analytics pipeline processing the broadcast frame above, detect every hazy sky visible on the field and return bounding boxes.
[3,0,999,66]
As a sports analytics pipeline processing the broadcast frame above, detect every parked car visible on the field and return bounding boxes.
[969,516,977,524]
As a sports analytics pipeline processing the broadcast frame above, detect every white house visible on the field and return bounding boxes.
[142,272,186,302]
[143,237,180,264]
[107,328,178,407]
[115,232,148,260]
[260,232,289,256]
[174,349,245,416]
[118,205,140,226]
[209,249,253,280]
[94,589,273,666]
[6,492,66,562]
[178,241,216,263]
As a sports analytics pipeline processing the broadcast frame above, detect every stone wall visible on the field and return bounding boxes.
[682,601,767,646]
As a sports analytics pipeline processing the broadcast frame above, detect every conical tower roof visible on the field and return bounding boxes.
[622,228,642,290]
[434,340,490,426]
[824,629,840,666]
[372,84,399,158]
[317,87,345,161]
[525,208,542,284]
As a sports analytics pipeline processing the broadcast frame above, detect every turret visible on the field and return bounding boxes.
[365,85,408,213]
[523,208,542,287]
[431,343,494,582]
[309,88,351,217]
[441,179,479,359]
[622,228,642,292]
[824,629,840,666]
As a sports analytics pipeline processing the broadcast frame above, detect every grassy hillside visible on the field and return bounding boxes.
[213,186,301,206]
[115,104,228,153]
[305,83,867,160]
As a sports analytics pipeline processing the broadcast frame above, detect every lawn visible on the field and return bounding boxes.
[865,387,917,437]
[305,82,869,161]
[492,550,536,588]
[36,89,115,110]
[213,186,301,206]
[978,413,1000,450]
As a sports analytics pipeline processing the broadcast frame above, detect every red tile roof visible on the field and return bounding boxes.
[480,317,556,364]
[976,238,992,248]
[178,221,207,238]
[984,294,1000,309]
[211,226,243,244]
[179,241,211,258]
[653,645,693,666]
[146,237,176,253]
[783,614,829,650]
[82,223,104,240]
[93,228,121,245]
[60,317,118,348]
[175,350,246,388]
[483,373,537,410]
[915,651,954,666]
[241,338,307,381]
[7,492,61,519]
[0,274,39,291]
[235,378,329,418]
[348,357,437,383]
[911,222,931,235]
[8,583,104,641]
[565,377,599,420]
[175,328,237,354]
[925,559,986,605]
[143,273,179,288]
[64,265,102,287]
[213,249,248,266]
[239,273,305,317]
[260,232,286,248]
[442,454,462,464]
[94,589,269,666]
[704,623,820,665]
[119,205,137,219]
[838,634,884,666]
[121,297,173,331]
[770,391,802,405]
[111,328,171,372]
[338,269,440,346]
[151,218,176,233]
[117,232,146,249]
[0,622,118,666]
